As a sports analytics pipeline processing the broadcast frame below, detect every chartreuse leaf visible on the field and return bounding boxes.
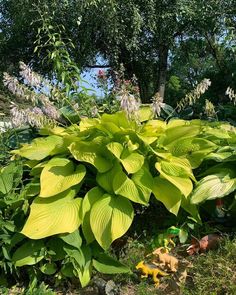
[60,230,82,250]
[191,173,236,204]
[101,111,131,129]
[12,135,66,160]
[167,137,217,168]
[138,120,166,144]
[69,141,113,173]
[153,177,182,215]
[90,194,134,249]
[12,240,44,267]
[93,253,130,274]
[107,142,123,159]
[107,142,144,174]
[131,166,153,203]
[160,122,201,146]
[121,152,144,174]
[21,190,82,239]
[40,158,86,197]
[96,162,122,194]
[155,161,193,197]
[160,157,195,180]
[113,169,147,204]
[138,105,154,122]
[81,187,104,243]
[77,246,92,287]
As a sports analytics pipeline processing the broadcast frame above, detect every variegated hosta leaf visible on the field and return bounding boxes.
[21,190,82,239]
[191,173,236,204]
[40,158,86,197]
[69,141,113,173]
[12,135,66,160]
[153,177,182,215]
[155,161,193,197]
[90,194,134,249]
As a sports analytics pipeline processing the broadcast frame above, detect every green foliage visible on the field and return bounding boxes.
[2,111,234,287]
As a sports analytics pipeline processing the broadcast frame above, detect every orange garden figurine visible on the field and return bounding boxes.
[152,247,179,272]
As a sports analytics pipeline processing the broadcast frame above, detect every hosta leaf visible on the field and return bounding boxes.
[160,157,195,180]
[181,196,201,223]
[191,174,236,204]
[12,135,65,160]
[138,120,166,144]
[40,158,86,197]
[21,190,82,239]
[93,253,130,274]
[131,166,153,204]
[90,194,133,249]
[153,177,182,215]
[167,137,217,168]
[12,240,44,267]
[69,141,113,173]
[156,162,193,197]
[121,152,144,174]
[81,187,104,244]
[107,142,123,159]
[138,105,153,122]
[107,142,144,174]
[96,162,122,194]
[113,169,147,204]
[101,112,131,129]
[160,123,201,146]
[60,230,82,250]
[77,246,92,287]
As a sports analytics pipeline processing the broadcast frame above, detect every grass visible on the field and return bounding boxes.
[183,238,236,295]
[115,237,236,295]
[1,237,235,295]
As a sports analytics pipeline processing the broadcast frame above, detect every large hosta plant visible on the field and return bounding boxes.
[11,111,236,286]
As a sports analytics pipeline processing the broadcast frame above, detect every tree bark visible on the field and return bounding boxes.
[157,45,169,99]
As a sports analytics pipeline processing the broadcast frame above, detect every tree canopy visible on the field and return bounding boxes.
[0,0,235,103]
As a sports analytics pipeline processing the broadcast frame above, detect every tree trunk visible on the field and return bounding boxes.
[157,45,169,99]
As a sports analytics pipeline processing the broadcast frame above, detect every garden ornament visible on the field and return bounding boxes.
[186,234,221,255]
[155,226,181,250]
[136,261,169,287]
[152,247,179,272]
